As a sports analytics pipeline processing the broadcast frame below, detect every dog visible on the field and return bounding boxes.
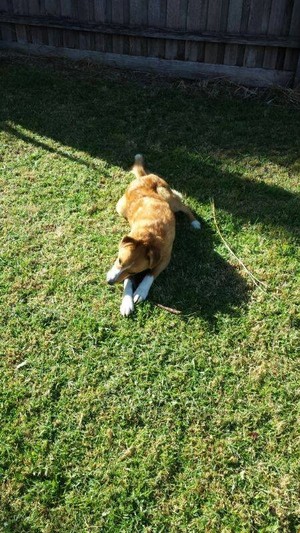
[106,155,201,316]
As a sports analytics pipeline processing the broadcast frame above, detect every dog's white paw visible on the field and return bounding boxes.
[133,288,148,304]
[120,295,134,316]
[133,275,154,304]
[191,220,201,230]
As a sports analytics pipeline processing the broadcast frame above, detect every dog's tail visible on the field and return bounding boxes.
[131,154,147,178]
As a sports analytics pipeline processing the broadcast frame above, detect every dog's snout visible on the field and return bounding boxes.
[106,266,122,285]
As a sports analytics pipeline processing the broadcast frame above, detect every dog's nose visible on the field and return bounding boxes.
[107,266,122,285]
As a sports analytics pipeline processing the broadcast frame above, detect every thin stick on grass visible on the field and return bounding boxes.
[211,198,268,291]
[154,303,182,315]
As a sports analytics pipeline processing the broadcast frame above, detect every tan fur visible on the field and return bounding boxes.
[109,155,199,284]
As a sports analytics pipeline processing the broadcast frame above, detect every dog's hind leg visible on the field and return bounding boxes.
[157,187,201,229]
[173,200,201,229]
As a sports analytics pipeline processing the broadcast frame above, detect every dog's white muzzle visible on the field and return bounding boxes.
[106,266,122,285]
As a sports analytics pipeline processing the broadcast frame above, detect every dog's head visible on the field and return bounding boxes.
[106,235,160,284]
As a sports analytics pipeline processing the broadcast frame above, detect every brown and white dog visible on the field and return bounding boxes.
[106,155,201,316]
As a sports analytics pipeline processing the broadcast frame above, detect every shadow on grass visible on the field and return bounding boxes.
[1,59,299,319]
[133,216,249,321]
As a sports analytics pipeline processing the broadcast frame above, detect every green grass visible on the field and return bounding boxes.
[0,54,299,532]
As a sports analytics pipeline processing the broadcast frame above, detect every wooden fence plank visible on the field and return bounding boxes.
[192,0,209,63]
[293,51,300,86]
[226,0,243,33]
[63,29,79,49]
[186,0,203,61]
[104,0,113,52]
[263,0,291,69]
[129,0,140,55]
[12,0,27,14]
[284,0,300,75]
[60,0,73,18]
[0,0,13,40]
[45,0,60,16]
[45,0,61,46]
[263,0,284,69]
[0,0,9,10]
[12,0,27,42]
[205,0,229,64]
[0,22,14,41]
[78,0,91,49]
[205,0,221,63]
[93,0,105,50]
[275,47,285,70]
[79,29,90,50]
[244,0,271,68]
[129,0,148,56]
[148,0,165,58]
[94,0,105,22]
[243,0,265,68]
[179,0,188,59]
[216,0,230,65]
[148,0,160,27]
[27,0,45,44]
[111,0,124,54]
[165,0,181,59]
[224,0,243,65]
[235,0,251,68]
[61,0,78,49]
[284,48,298,71]
[263,46,278,70]
[149,2,164,58]
[89,0,95,22]
[289,0,300,36]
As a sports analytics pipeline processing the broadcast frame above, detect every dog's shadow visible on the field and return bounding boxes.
[143,215,250,321]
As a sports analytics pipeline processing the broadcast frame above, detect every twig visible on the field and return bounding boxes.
[155,303,182,315]
[211,199,268,292]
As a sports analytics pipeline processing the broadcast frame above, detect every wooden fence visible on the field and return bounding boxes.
[1,0,300,87]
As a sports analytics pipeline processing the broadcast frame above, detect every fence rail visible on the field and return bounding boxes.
[1,0,300,87]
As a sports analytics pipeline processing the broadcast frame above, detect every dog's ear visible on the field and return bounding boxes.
[121,235,138,247]
[147,246,161,269]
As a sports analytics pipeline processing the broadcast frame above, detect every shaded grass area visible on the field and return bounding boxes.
[0,55,299,532]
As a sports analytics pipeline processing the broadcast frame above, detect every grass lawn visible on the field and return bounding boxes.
[0,53,299,532]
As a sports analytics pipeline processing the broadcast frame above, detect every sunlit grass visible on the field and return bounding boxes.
[0,55,299,532]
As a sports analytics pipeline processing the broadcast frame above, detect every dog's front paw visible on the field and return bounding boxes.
[133,275,154,304]
[133,287,148,304]
[120,295,134,317]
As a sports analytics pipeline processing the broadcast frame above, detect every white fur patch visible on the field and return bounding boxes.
[120,278,134,317]
[120,295,134,316]
[191,220,201,230]
[133,275,154,303]
[106,265,122,284]
[171,188,183,200]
